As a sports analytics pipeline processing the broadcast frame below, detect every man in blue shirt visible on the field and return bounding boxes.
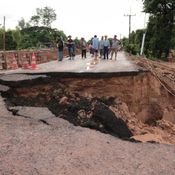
[92,35,99,60]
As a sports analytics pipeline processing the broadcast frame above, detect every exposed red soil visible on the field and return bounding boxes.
[0,56,175,174]
[3,64,175,144]
[0,96,175,175]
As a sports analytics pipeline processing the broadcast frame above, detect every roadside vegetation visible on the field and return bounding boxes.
[0,0,174,60]
[0,7,67,50]
[123,0,174,60]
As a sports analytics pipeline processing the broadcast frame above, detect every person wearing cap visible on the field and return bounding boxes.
[67,35,75,60]
[110,35,120,60]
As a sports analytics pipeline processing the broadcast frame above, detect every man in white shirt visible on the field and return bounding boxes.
[99,36,104,58]
[103,35,110,60]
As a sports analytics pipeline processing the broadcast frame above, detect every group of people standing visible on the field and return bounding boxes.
[56,35,76,61]
[56,34,121,62]
[92,35,120,61]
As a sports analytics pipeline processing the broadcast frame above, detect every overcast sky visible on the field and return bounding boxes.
[0,0,148,40]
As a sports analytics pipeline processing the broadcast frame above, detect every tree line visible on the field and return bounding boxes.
[123,0,175,60]
[0,1,175,60]
[0,7,67,50]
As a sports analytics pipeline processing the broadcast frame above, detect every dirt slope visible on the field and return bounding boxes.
[127,56,175,143]
[0,55,175,174]
[133,57,175,95]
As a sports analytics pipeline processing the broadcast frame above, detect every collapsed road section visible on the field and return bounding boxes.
[0,70,175,144]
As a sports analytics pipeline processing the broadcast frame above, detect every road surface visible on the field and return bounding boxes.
[1,52,139,74]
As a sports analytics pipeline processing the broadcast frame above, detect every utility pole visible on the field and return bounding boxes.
[124,13,136,43]
[3,16,5,51]
[3,16,7,69]
[140,13,147,56]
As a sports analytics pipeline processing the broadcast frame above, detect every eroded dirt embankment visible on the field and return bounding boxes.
[1,71,175,144]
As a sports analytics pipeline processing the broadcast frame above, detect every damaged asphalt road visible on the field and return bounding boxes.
[0,73,175,175]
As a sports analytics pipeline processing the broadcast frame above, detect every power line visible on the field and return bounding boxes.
[124,13,136,43]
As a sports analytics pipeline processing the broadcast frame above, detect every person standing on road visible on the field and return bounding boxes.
[56,36,64,61]
[110,35,120,60]
[99,36,104,58]
[103,35,110,60]
[92,35,99,61]
[89,43,94,57]
[80,37,87,59]
[67,35,75,60]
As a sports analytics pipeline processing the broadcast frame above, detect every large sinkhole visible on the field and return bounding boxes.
[1,72,175,143]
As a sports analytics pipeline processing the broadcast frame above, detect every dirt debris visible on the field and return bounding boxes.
[0,55,175,144]
[0,55,175,174]
[1,69,175,144]
[132,56,175,95]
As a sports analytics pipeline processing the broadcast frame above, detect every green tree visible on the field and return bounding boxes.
[30,15,40,26]
[0,28,4,50]
[143,0,174,59]
[123,29,145,55]
[0,25,67,50]
[0,29,17,50]
[12,29,22,49]
[1,6,68,50]
[19,26,66,49]
[18,18,31,30]
[171,27,175,48]
[30,7,56,27]
[74,37,80,48]
[5,30,17,50]
[18,18,26,29]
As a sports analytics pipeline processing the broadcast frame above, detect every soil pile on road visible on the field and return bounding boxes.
[133,56,175,95]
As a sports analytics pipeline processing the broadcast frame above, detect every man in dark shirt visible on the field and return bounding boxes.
[67,35,75,60]
[56,36,64,61]
[80,37,87,59]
